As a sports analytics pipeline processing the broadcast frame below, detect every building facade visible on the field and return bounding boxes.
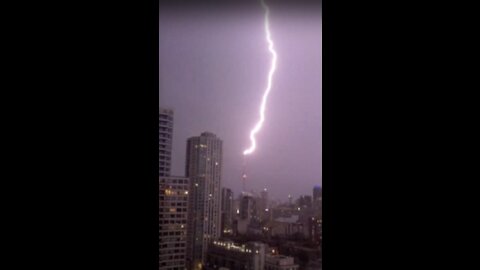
[185,132,223,269]
[265,254,299,270]
[267,215,305,238]
[159,108,174,177]
[296,195,312,209]
[160,176,189,270]
[313,186,322,203]
[236,192,256,235]
[221,188,234,236]
[205,241,266,270]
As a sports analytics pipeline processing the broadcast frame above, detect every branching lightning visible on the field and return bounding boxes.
[243,0,277,156]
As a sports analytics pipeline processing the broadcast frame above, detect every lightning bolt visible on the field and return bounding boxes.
[243,0,277,156]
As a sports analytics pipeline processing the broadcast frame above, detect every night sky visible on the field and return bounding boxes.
[159,1,322,202]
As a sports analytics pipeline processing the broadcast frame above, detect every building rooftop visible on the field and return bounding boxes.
[265,254,296,266]
[201,132,217,137]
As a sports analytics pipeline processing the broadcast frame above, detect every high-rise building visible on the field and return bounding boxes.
[160,176,189,270]
[257,188,269,221]
[296,195,312,209]
[159,108,174,177]
[307,216,322,245]
[221,188,234,236]
[313,185,322,202]
[185,132,223,269]
[240,192,256,220]
[313,185,322,211]
[237,192,256,235]
[260,188,269,208]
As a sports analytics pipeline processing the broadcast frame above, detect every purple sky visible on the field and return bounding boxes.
[159,2,322,202]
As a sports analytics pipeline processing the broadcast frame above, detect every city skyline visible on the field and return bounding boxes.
[159,107,321,268]
[159,1,322,201]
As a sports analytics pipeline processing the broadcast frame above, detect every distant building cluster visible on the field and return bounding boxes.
[159,108,321,270]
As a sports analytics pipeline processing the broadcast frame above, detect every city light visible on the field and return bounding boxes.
[243,0,277,156]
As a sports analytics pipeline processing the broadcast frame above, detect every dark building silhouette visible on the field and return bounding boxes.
[221,188,234,236]
[313,185,322,202]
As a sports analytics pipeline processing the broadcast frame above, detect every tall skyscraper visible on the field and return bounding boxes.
[159,107,191,269]
[240,192,256,221]
[236,192,256,235]
[313,185,322,201]
[221,188,234,236]
[260,188,269,208]
[259,188,269,221]
[159,176,189,270]
[160,108,174,177]
[296,195,313,209]
[185,132,223,269]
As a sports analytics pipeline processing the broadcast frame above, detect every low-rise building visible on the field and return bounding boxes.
[265,254,299,270]
[266,215,305,238]
[205,241,266,270]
